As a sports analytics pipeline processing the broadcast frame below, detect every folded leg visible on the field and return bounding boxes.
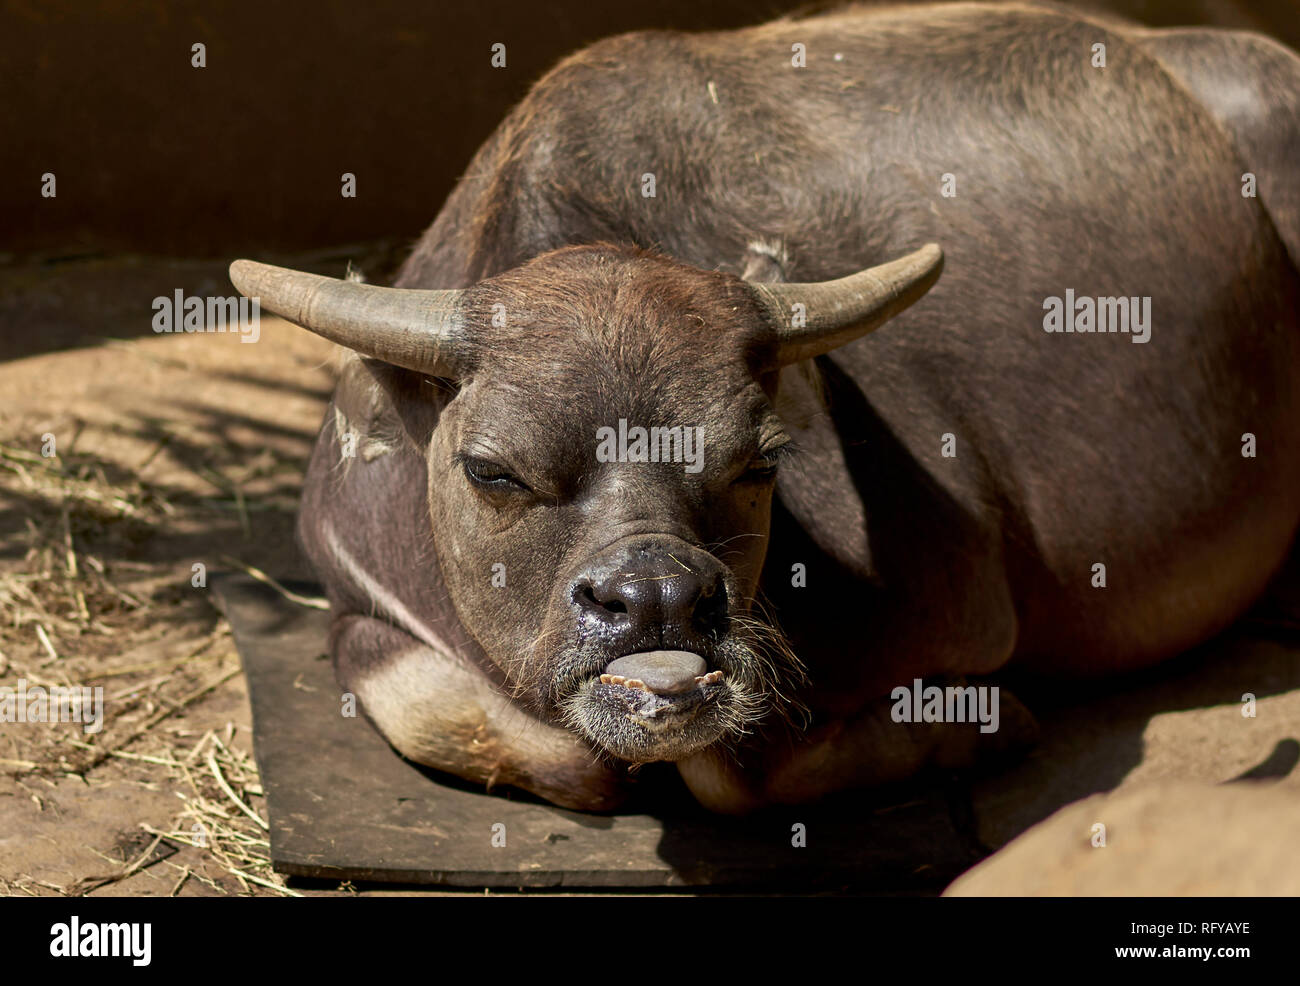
[334,613,631,810]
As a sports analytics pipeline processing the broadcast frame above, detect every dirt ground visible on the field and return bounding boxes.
[0,256,340,896]
[1,254,1297,897]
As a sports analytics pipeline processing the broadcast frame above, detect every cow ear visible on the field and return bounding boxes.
[748,244,943,366]
[332,356,449,460]
[739,239,791,284]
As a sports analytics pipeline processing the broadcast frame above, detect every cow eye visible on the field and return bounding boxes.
[736,442,793,484]
[461,455,529,492]
[737,454,780,483]
[738,461,778,483]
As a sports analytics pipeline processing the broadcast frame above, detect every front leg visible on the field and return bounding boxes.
[334,614,632,811]
[679,682,1038,812]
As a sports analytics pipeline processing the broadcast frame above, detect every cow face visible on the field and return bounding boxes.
[430,247,797,761]
[230,242,941,764]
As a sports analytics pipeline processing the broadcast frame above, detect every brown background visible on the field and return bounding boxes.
[3,0,1298,261]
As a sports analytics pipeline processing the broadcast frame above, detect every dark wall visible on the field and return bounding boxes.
[3,0,1297,260]
[1,0,804,258]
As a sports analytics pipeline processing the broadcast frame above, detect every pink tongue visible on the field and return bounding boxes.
[605,651,707,695]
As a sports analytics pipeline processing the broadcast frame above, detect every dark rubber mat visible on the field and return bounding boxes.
[211,572,980,890]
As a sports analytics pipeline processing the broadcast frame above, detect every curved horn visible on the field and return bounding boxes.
[749,243,944,366]
[229,261,467,376]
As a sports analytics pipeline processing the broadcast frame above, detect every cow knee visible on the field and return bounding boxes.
[331,614,630,810]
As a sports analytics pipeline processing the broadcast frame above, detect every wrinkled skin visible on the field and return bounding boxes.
[291,2,1300,812]
[426,250,800,766]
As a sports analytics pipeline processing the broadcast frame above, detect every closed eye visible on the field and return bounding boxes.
[737,441,796,483]
[458,454,530,493]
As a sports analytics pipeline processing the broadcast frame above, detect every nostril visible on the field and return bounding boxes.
[693,581,729,635]
[575,582,628,617]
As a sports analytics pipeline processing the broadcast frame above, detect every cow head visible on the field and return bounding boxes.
[230,242,941,764]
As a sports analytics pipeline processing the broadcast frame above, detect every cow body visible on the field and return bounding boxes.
[285,2,1300,810]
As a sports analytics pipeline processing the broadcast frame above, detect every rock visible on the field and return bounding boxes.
[945,781,1300,896]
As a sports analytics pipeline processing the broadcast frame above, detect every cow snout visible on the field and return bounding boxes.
[572,545,729,652]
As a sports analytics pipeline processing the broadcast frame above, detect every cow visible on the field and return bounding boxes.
[229,1,1300,812]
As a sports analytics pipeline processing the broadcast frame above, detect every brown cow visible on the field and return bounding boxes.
[231,2,1300,811]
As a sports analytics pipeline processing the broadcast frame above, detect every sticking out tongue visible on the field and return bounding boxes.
[604,650,707,695]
